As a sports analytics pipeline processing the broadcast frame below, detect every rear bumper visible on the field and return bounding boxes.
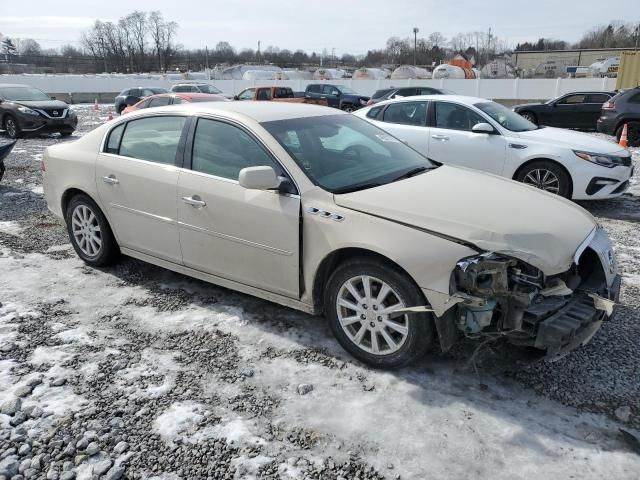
[596,116,617,135]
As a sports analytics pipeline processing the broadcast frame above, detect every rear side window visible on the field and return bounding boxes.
[383,102,427,126]
[366,106,383,119]
[191,119,277,180]
[172,85,189,93]
[256,89,272,100]
[274,88,293,98]
[587,93,610,104]
[118,116,186,165]
[105,124,125,154]
[148,97,171,107]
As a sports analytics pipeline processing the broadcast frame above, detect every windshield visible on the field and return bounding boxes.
[335,85,358,95]
[199,85,222,94]
[261,114,434,193]
[474,101,538,132]
[0,86,50,101]
[151,88,168,94]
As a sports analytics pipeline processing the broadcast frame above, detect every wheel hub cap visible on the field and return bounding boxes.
[522,168,560,194]
[336,275,409,355]
[71,205,102,257]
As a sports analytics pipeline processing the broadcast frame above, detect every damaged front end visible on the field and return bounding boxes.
[447,227,620,360]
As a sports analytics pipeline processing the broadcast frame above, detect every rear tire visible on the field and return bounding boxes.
[4,115,22,139]
[323,258,435,369]
[65,194,119,267]
[515,160,572,198]
[519,111,537,125]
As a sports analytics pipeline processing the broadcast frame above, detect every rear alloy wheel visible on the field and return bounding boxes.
[324,258,434,368]
[4,115,21,139]
[516,160,571,198]
[519,111,537,125]
[65,194,119,266]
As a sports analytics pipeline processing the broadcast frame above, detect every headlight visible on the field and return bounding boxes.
[574,150,629,168]
[17,106,40,116]
[359,98,368,106]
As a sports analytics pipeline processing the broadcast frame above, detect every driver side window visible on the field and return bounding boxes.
[559,94,586,105]
[191,119,279,181]
[434,102,484,131]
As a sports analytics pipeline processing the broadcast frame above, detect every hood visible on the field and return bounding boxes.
[14,100,70,110]
[513,102,544,110]
[334,166,596,275]
[514,127,627,154]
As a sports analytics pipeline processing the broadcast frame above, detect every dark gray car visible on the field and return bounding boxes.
[114,87,169,114]
[0,84,78,139]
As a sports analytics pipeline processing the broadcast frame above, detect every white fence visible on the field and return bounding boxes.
[0,74,617,100]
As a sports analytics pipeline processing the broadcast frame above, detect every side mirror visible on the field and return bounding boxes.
[233,95,239,100]
[124,95,139,106]
[471,123,495,134]
[238,166,280,190]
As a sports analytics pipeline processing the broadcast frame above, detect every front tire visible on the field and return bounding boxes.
[324,258,435,369]
[341,104,355,113]
[65,194,119,266]
[4,115,22,139]
[515,160,571,198]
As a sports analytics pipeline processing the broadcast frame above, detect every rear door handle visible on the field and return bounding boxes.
[432,134,449,141]
[181,195,206,208]
[102,175,119,184]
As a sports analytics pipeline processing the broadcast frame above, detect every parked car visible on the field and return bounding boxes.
[368,86,454,105]
[43,102,619,368]
[304,84,369,111]
[170,83,227,96]
[355,95,633,200]
[0,84,78,139]
[597,87,640,147]
[512,91,615,130]
[234,86,327,106]
[114,87,169,114]
[122,92,228,114]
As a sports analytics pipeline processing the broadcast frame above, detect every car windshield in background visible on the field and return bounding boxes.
[151,88,168,94]
[261,114,434,194]
[336,85,358,94]
[0,86,50,101]
[475,101,538,132]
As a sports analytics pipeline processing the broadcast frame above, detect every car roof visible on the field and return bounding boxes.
[0,83,33,88]
[123,101,343,123]
[370,94,489,108]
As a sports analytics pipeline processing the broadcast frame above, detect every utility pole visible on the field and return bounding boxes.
[413,27,419,66]
[332,47,335,67]
[205,45,209,70]
[257,40,261,61]
[487,27,492,66]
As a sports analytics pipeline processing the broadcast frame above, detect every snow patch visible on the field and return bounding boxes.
[0,221,23,236]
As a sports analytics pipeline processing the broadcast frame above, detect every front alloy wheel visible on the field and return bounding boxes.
[337,275,409,355]
[519,111,537,125]
[516,160,571,198]
[4,115,21,139]
[324,258,435,368]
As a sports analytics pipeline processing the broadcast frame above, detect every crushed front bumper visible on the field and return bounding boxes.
[536,274,620,360]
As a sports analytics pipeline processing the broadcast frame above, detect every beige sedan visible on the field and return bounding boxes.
[43,102,620,368]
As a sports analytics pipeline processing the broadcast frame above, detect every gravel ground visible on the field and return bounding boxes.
[1,105,640,480]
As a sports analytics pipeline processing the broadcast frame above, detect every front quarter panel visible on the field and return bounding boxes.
[301,188,478,316]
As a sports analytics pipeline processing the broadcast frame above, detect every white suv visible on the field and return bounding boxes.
[355,95,633,200]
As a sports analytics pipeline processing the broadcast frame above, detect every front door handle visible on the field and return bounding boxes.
[432,134,450,141]
[182,195,206,208]
[102,175,119,185]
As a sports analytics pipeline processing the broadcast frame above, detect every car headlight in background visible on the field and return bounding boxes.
[17,106,40,116]
[574,150,631,168]
[359,98,368,106]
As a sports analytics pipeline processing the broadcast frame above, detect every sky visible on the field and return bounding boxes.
[0,0,637,55]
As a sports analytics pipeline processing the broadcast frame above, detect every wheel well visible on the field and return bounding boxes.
[615,119,638,134]
[513,158,573,197]
[311,247,421,314]
[61,188,94,216]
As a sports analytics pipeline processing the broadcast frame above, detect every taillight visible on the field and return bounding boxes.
[603,101,615,110]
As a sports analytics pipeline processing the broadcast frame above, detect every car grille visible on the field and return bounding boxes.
[39,108,68,119]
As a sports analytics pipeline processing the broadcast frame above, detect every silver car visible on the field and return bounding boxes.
[42,102,620,368]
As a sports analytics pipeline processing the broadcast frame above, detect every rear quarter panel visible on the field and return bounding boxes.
[43,124,109,219]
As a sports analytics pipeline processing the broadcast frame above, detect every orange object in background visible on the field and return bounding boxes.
[448,58,473,70]
[619,123,629,148]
